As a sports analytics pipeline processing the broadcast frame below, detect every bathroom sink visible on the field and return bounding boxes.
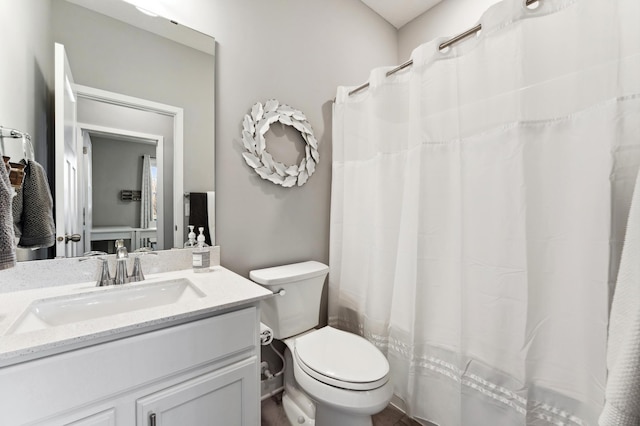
[7,278,206,335]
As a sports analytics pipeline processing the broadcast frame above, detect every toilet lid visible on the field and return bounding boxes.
[294,327,389,391]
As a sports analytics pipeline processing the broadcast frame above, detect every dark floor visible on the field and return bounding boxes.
[261,396,424,426]
[372,404,424,426]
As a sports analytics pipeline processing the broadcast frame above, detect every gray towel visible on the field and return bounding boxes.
[12,182,23,239]
[13,160,55,249]
[0,162,16,270]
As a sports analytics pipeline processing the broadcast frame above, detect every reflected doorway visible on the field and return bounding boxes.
[79,124,163,254]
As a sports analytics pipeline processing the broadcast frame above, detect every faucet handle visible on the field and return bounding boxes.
[79,255,112,287]
[96,258,113,287]
[131,257,145,282]
[130,249,158,282]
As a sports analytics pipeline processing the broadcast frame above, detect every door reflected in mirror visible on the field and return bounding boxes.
[70,84,180,257]
[77,94,169,255]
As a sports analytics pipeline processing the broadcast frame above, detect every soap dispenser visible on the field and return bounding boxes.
[184,225,197,248]
[192,227,210,273]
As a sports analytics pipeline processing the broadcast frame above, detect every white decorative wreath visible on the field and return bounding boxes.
[241,100,319,187]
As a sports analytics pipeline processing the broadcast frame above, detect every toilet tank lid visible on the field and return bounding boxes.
[249,261,329,286]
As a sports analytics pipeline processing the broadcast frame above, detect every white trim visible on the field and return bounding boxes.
[75,84,181,116]
[78,123,160,144]
[74,84,184,248]
[54,43,80,258]
[173,112,184,248]
[54,44,65,258]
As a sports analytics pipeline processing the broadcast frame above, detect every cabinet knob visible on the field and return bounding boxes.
[149,412,157,426]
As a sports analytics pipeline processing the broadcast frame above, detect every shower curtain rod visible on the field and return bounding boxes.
[346,0,540,98]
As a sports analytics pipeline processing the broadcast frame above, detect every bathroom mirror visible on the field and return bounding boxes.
[22,0,215,260]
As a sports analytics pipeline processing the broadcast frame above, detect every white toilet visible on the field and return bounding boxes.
[250,261,393,426]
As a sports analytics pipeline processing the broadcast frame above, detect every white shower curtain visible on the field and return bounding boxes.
[140,154,152,229]
[330,0,640,425]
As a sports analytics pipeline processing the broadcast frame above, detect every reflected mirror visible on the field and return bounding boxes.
[23,0,214,259]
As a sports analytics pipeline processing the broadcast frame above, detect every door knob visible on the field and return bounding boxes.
[57,233,82,243]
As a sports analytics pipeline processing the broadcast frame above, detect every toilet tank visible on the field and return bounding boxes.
[250,261,329,339]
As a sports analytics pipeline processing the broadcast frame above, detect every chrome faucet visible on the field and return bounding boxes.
[113,240,129,285]
[81,242,157,286]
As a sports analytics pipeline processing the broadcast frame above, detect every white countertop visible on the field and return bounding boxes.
[0,266,273,367]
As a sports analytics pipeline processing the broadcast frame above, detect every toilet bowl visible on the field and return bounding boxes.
[250,261,393,426]
[286,327,393,426]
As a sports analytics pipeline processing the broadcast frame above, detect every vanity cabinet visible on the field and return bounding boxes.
[0,306,260,425]
[136,357,256,425]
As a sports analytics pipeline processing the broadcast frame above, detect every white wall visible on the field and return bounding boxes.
[149,0,398,283]
[398,0,501,61]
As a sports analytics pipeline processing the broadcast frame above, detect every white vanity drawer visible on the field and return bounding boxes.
[0,306,259,425]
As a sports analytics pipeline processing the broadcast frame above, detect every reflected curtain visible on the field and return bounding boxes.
[329,0,640,424]
[140,154,152,229]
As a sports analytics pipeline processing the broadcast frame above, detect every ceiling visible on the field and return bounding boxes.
[360,0,443,29]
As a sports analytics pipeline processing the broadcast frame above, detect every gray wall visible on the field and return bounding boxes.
[91,136,155,227]
[398,0,501,61]
[0,0,53,261]
[144,0,396,332]
[0,0,52,166]
[174,0,397,368]
[188,0,397,282]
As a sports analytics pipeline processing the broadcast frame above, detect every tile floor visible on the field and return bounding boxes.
[372,404,425,426]
[261,396,425,426]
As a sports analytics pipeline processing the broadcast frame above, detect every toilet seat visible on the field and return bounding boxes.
[294,326,389,391]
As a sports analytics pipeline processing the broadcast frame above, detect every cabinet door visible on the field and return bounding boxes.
[137,357,258,426]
